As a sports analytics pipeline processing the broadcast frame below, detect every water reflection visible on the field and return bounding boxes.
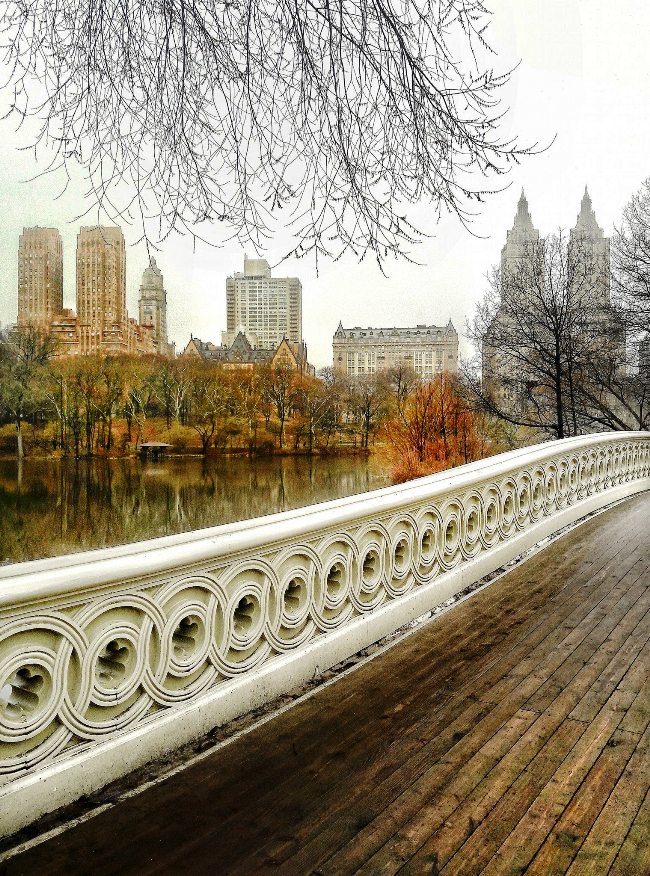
[0,456,390,564]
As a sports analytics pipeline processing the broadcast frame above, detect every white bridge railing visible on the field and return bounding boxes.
[1,432,649,836]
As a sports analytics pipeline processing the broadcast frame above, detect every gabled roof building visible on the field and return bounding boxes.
[181,333,314,374]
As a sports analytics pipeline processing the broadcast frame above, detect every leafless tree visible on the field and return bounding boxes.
[570,352,650,432]
[1,0,533,263]
[347,373,388,448]
[187,363,230,453]
[613,178,650,332]
[261,365,296,449]
[382,362,420,416]
[468,233,626,439]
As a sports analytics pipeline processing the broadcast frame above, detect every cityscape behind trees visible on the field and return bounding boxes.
[473,187,650,437]
[1,180,650,485]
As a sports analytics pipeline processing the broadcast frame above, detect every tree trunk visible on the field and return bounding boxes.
[85,411,92,455]
[554,347,565,439]
[15,413,24,460]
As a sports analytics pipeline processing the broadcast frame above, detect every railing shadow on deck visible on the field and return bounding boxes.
[0,431,649,837]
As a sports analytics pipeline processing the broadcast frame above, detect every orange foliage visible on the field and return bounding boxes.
[381,374,504,483]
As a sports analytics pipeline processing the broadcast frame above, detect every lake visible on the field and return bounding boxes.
[0,456,390,565]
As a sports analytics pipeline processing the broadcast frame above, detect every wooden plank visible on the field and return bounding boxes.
[2,492,649,876]
[431,690,639,875]
[477,683,647,875]
[608,788,650,876]
[306,707,541,876]
[220,511,650,874]
[524,728,640,875]
[564,723,650,876]
[618,671,650,736]
[569,626,650,724]
[420,718,589,876]
[482,545,649,706]
[281,558,650,876]
[353,715,587,876]
[312,548,640,872]
[523,561,649,712]
[383,687,637,876]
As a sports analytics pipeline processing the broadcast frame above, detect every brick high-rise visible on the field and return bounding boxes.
[17,227,63,330]
[76,227,127,354]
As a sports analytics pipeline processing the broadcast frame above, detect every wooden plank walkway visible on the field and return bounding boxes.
[2,492,649,876]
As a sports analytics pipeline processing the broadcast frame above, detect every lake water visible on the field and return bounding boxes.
[0,456,390,565]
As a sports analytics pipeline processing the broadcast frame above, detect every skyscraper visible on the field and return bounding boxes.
[569,187,611,307]
[224,255,302,349]
[76,227,127,353]
[482,188,626,421]
[138,258,173,355]
[17,227,63,330]
[500,189,540,283]
[482,191,541,409]
[569,187,625,369]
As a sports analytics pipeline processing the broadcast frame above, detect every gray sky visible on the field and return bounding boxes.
[0,1,648,367]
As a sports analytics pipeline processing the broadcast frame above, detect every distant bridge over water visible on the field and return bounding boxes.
[1,433,649,873]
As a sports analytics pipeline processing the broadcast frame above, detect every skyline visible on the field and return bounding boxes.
[0,182,628,367]
[0,1,649,367]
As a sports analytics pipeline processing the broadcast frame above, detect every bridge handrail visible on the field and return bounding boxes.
[0,431,649,837]
[0,431,645,601]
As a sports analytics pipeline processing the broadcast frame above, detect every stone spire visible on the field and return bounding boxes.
[142,256,163,285]
[501,189,540,277]
[570,186,611,307]
[572,186,604,238]
[514,189,535,232]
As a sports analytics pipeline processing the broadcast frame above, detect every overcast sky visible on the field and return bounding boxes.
[0,1,648,368]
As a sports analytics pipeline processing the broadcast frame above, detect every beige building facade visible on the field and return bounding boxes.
[482,190,541,409]
[138,258,174,356]
[569,187,611,307]
[333,322,459,378]
[17,227,64,330]
[14,225,159,358]
[225,255,302,349]
[76,226,128,354]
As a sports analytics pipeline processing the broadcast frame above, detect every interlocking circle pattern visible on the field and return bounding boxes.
[1,438,648,781]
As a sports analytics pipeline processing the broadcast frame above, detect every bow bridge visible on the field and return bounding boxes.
[1,433,649,874]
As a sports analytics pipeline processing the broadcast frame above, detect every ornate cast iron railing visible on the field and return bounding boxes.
[0,432,648,836]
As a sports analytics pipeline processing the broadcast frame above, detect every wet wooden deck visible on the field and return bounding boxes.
[3,492,650,875]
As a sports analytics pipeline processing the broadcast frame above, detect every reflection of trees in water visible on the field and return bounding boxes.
[0,457,389,563]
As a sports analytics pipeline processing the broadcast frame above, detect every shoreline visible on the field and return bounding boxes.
[0,446,374,462]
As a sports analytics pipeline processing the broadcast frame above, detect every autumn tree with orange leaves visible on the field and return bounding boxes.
[382,373,511,484]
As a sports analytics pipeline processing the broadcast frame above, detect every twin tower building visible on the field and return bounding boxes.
[17,226,174,357]
[500,186,611,302]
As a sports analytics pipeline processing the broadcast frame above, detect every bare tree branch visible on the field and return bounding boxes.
[0,0,533,262]
[468,232,634,439]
